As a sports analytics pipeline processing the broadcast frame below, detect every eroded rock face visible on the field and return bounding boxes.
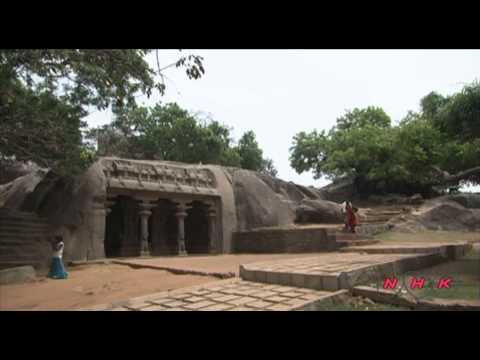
[389,195,480,232]
[317,176,355,203]
[0,169,48,209]
[0,158,344,264]
[232,169,295,231]
[445,194,480,209]
[0,161,42,185]
[295,199,343,223]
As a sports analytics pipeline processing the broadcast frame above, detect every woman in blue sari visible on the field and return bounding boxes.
[48,237,69,279]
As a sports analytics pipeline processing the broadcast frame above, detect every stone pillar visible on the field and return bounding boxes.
[90,197,115,260]
[207,208,217,254]
[174,201,191,256]
[138,201,156,257]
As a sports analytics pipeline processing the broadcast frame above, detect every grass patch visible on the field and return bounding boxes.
[402,246,480,301]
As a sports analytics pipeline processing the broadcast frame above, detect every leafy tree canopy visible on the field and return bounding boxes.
[0,49,205,175]
[88,102,278,175]
[290,81,480,196]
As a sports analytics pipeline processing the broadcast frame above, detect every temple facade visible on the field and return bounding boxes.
[91,158,228,258]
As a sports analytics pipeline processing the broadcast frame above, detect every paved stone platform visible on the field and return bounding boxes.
[109,253,319,278]
[340,242,472,259]
[85,279,348,311]
[239,252,446,291]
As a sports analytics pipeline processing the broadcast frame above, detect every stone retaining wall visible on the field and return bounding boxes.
[232,227,337,253]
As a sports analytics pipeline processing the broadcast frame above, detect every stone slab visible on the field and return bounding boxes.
[83,279,336,311]
[0,265,36,285]
[239,252,449,291]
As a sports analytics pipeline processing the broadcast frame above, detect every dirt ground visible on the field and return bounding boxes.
[115,253,322,276]
[0,264,218,310]
[0,253,319,310]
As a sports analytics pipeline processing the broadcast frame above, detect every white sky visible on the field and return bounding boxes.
[85,49,480,191]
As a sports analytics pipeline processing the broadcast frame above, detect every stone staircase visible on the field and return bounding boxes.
[359,207,407,224]
[331,206,414,248]
[354,205,413,236]
[0,208,51,270]
[332,231,380,249]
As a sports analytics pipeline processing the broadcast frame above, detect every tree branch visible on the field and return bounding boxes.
[431,165,480,185]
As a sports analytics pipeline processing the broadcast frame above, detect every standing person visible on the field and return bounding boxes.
[48,236,69,279]
[341,201,349,231]
[345,201,358,233]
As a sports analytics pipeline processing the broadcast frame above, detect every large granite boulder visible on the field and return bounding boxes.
[445,193,480,209]
[317,176,355,203]
[232,169,295,231]
[389,195,480,232]
[295,199,344,223]
[0,161,42,185]
[0,169,48,209]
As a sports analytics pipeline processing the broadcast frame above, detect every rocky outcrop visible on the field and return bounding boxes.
[0,169,48,209]
[0,161,42,185]
[317,176,355,203]
[0,158,345,265]
[389,194,480,232]
[232,169,295,231]
[295,199,344,223]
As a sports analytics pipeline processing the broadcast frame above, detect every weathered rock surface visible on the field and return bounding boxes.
[389,194,480,232]
[316,176,355,203]
[0,265,36,285]
[0,161,42,185]
[0,158,345,265]
[295,199,344,223]
[0,169,48,209]
[232,169,295,231]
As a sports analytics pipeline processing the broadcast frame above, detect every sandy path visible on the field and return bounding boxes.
[0,264,217,310]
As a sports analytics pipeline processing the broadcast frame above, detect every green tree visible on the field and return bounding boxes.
[336,106,391,131]
[430,81,480,141]
[90,103,244,167]
[236,131,265,171]
[420,91,449,119]
[290,82,480,195]
[89,103,277,173]
[260,158,278,177]
[0,49,205,175]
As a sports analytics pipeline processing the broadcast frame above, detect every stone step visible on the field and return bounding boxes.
[0,226,50,233]
[332,232,373,239]
[0,255,43,264]
[239,252,446,291]
[0,245,45,253]
[363,210,404,214]
[0,219,49,226]
[362,214,397,219]
[336,239,381,247]
[0,226,49,233]
[0,216,48,223]
[0,260,45,271]
[0,234,50,241]
[0,239,43,246]
[0,224,49,230]
[0,208,46,217]
[0,228,50,236]
[359,219,390,224]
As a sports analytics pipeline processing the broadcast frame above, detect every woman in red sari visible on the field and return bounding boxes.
[345,202,358,233]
